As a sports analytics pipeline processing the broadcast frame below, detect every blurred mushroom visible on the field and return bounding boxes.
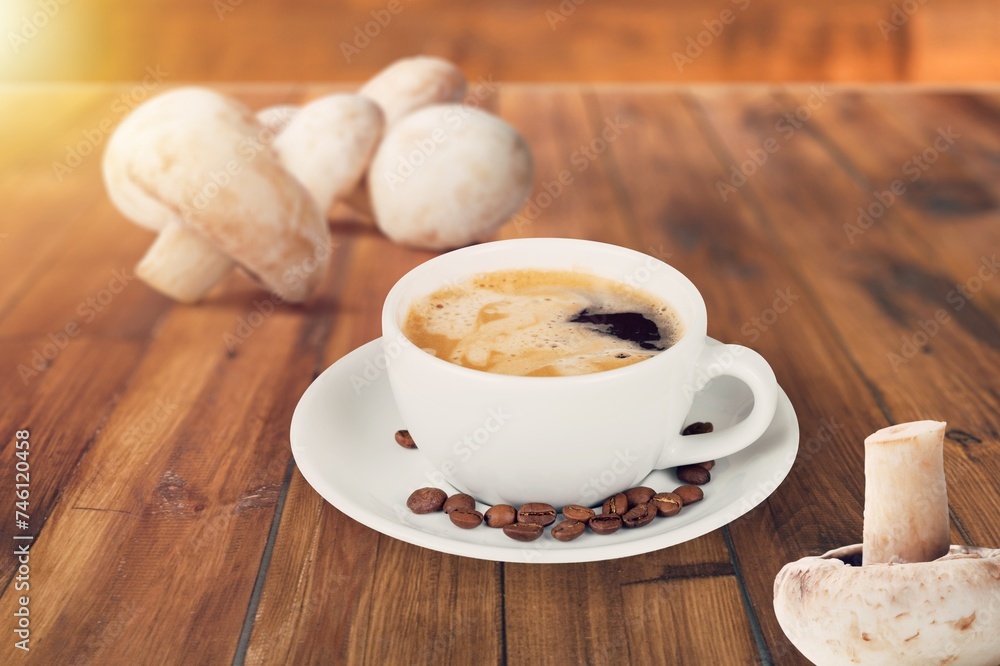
[343,56,469,219]
[255,105,299,135]
[103,87,329,303]
[368,104,533,250]
[270,94,383,214]
[774,421,1000,665]
[359,56,467,126]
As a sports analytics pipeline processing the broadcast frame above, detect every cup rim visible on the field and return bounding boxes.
[381,238,707,384]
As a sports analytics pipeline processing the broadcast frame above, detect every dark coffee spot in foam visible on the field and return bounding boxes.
[570,310,666,351]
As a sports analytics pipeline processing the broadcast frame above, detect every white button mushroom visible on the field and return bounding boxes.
[367,104,534,250]
[103,87,331,303]
[339,56,469,220]
[773,421,1000,665]
[270,94,383,214]
[359,56,467,127]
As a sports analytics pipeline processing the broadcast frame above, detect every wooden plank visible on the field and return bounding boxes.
[9,1,998,83]
[589,88,979,664]
[622,576,759,665]
[779,90,1000,266]
[682,88,1000,662]
[0,214,342,663]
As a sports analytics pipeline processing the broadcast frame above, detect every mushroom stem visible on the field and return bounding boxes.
[136,221,235,303]
[863,420,950,565]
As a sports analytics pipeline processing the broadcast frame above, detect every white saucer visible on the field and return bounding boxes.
[291,338,799,563]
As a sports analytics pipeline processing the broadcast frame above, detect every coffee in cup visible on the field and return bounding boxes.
[402,268,683,377]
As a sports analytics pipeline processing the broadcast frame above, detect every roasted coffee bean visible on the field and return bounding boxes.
[651,492,682,517]
[589,514,622,535]
[696,460,715,471]
[674,485,704,505]
[682,421,714,436]
[561,504,596,523]
[625,486,656,508]
[443,493,476,514]
[503,522,543,542]
[407,487,447,514]
[622,502,656,528]
[677,464,711,485]
[484,504,517,528]
[551,520,586,542]
[394,429,417,449]
[602,492,628,516]
[449,509,483,529]
[517,503,557,526]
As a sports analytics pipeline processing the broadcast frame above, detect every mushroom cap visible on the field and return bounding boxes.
[255,105,299,135]
[103,87,329,302]
[773,544,1000,665]
[359,56,467,126]
[271,94,383,210]
[368,104,533,250]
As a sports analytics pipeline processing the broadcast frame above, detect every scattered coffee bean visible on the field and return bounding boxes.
[602,492,628,516]
[517,503,557,526]
[589,514,623,535]
[552,520,586,542]
[484,504,516,528]
[443,493,476,514]
[651,492,682,517]
[407,487,447,514]
[677,464,711,485]
[562,504,596,523]
[394,429,417,449]
[682,421,714,436]
[625,486,656,508]
[449,509,484,529]
[503,522,543,542]
[696,460,715,471]
[674,485,704,505]
[622,502,656,528]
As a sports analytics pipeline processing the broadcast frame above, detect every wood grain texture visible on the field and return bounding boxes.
[0,84,998,665]
[1,0,997,82]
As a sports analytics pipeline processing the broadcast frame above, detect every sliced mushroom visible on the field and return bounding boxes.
[774,421,1000,665]
[367,104,533,250]
[103,87,329,303]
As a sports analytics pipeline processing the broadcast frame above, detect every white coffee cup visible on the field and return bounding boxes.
[382,238,778,507]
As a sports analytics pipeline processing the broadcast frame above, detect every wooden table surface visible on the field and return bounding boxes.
[1,84,999,665]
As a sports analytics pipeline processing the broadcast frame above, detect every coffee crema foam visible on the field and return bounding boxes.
[403,269,682,377]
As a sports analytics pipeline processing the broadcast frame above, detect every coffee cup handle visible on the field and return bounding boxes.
[656,343,778,469]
